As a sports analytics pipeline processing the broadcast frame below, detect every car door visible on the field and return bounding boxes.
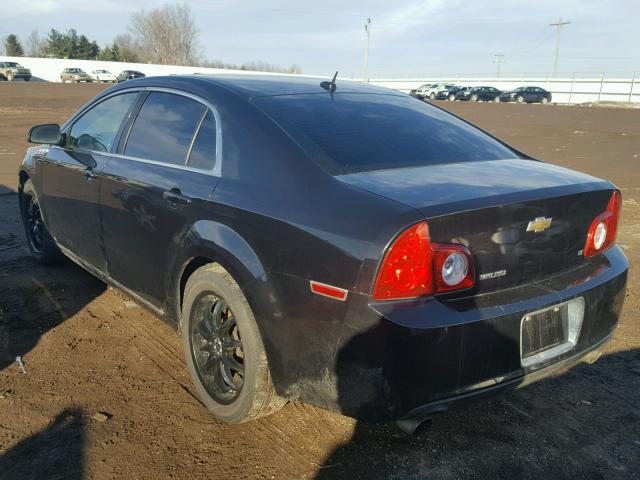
[99,90,221,310]
[36,91,141,274]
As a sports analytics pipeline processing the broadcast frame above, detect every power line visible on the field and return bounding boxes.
[550,17,571,77]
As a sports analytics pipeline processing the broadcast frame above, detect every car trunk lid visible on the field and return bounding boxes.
[338,159,614,292]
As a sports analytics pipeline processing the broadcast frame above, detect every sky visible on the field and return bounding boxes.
[1,0,639,78]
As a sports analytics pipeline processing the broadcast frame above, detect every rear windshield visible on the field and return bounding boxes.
[255,93,517,174]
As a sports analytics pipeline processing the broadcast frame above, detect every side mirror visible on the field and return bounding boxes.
[28,124,61,145]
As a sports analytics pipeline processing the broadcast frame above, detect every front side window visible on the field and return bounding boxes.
[67,93,138,152]
[124,92,205,166]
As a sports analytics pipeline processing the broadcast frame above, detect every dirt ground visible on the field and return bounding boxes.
[0,83,639,479]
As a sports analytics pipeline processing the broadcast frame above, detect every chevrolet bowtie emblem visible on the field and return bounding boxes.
[526,216,552,233]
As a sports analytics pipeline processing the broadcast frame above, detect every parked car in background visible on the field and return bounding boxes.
[90,70,117,83]
[60,68,94,83]
[0,61,32,81]
[500,86,552,104]
[435,85,466,101]
[409,84,434,99]
[456,86,501,102]
[422,83,456,100]
[116,70,146,82]
[20,75,627,432]
[449,86,472,100]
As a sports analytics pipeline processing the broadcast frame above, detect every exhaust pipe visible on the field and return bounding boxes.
[395,405,448,435]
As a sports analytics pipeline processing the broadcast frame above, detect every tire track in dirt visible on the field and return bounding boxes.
[105,289,347,476]
[107,295,199,405]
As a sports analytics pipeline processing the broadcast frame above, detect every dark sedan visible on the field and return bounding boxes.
[19,75,627,432]
[435,85,466,101]
[456,86,501,102]
[116,70,146,82]
[500,86,552,104]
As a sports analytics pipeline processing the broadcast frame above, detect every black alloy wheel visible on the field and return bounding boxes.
[20,179,64,264]
[190,294,245,404]
[24,193,45,254]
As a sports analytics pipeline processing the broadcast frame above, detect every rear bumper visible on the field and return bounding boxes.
[399,330,610,427]
[335,246,627,420]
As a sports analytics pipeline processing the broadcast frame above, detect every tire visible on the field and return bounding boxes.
[516,95,524,103]
[20,179,64,264]
[181,264,285,423]
[448,93,456,101]
[470,94,478,102]
[541,97,549,104]
[429,92,436,100]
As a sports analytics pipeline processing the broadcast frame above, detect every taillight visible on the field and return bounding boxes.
[584,190,621,257]
[373,222,433,300]
[373,221,475,301]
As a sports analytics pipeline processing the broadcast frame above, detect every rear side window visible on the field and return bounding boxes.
[187,110,217,170]
[255,93,517,174]
[67,93,138,152]
[125,92,206,165]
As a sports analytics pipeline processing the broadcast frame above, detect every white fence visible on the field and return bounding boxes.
[0,55,276,82]
[1,56,638,104]
[370,75,639,104]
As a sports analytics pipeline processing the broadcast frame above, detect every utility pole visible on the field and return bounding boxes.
[363,17,371,83]
[550,17,570,78]
[493,53,505,77]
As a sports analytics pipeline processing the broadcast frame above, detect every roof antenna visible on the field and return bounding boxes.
[320,71,338,92]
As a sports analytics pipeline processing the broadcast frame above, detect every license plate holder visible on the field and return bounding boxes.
[520,297,585,367]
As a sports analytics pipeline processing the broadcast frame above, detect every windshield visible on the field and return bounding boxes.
[6,62,19,67]
[255,93,517,175]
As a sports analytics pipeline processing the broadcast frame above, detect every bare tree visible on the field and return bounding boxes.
[113,34,141,62]
[25,30,47,57]
[128,3,201,65]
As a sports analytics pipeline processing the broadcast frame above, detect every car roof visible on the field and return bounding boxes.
[127,74,403,99]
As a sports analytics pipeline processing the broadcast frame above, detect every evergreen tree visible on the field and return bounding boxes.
[5,34,24,56]
[45,29,99,59]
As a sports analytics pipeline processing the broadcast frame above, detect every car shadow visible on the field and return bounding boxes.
[0,192,106,371]
[315,315,639,479]
[0,407,86,479]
